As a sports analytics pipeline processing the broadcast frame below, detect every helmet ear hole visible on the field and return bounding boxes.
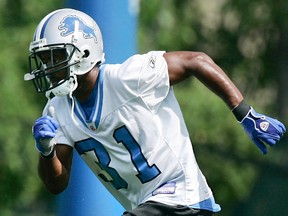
[83,50,90,58]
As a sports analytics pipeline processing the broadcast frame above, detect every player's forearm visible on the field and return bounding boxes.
[190,52,243,108]
[38,155,69,194]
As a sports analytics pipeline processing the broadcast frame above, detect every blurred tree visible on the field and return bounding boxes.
[0,0,64,215]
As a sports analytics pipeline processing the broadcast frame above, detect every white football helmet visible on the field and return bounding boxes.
[24,8,105,97]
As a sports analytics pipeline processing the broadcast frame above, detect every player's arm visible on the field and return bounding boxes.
[164,51,243,109]
[164,51,286,154]
[33,113,73,194]
[38,144,73,194]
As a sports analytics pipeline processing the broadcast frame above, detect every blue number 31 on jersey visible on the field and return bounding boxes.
[75,126,161,190]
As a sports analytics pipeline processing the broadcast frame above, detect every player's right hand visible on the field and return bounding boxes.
[32,116,59,156]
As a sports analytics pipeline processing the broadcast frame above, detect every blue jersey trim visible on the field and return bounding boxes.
[72,66,105,130]
[190,196,221,212]
[95,67,104,128]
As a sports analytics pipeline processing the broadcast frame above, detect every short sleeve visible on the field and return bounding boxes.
[138,51,170,112]
[103,51,170,112]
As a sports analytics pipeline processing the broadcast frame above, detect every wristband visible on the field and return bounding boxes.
[232,101,250,122]
[40,146,56,160]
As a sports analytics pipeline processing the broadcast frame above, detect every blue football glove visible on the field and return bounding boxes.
[32,115,59,157]
[240,107,286,154]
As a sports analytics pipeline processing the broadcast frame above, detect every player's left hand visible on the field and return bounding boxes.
[240,108,286,154]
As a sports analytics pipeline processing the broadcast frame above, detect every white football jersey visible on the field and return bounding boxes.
[43,51,213,210]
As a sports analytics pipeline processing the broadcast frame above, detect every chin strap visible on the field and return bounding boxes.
[69,75,79,126]
[69,91,79,126]
[45,73,79,126]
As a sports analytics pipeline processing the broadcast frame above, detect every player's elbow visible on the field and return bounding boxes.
[174,51,215,77]
[45,181,68,195]
[186,51,217,77]
[40,174,70,195]
[49,188,66,195]
[191,52,215,69]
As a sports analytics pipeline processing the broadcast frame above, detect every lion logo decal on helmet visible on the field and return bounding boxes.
[58,15,98,43]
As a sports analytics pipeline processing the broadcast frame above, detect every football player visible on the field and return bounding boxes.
[25,9,286,216]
